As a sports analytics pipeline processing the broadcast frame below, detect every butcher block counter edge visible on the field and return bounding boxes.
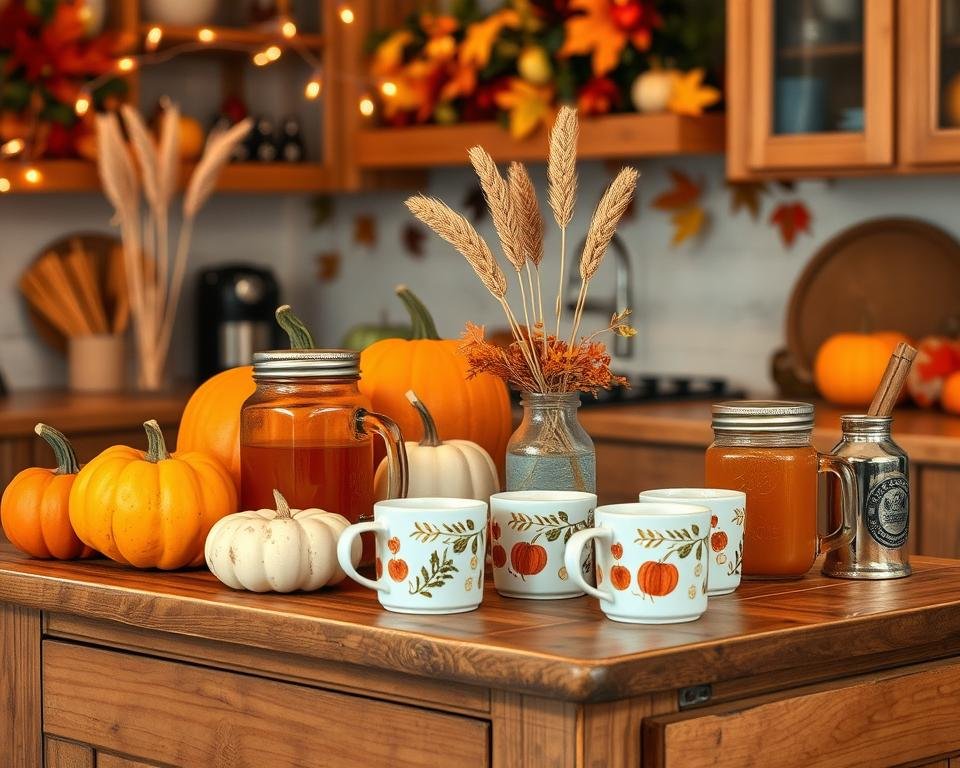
[3,541,960,703]
[580,400,960,465]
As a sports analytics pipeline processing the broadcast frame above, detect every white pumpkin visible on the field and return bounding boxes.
[204,489,360,593]
[631,69,676,114]
[374,390,500,501]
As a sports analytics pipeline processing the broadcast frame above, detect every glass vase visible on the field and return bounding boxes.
[506,392,596,493]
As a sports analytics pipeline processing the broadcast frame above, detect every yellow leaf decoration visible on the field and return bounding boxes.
[560,0,660,76]
[494,78,555,139]
[460,9,521,69]
[671,206,706,245]
[371,30,414,77]
[668,69,721,117]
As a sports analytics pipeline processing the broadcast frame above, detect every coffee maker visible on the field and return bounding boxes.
[196,264,280,381]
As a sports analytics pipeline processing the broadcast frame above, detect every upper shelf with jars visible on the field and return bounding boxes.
[728,0,960,179]
[0,0,343,194]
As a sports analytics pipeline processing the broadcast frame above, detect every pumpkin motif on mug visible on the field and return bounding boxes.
[511,541,548,577]
[637,561,679,597]
[610,564,631,591]
[388,557,409,582]
[491,544,507,568]
[710,531,728,552]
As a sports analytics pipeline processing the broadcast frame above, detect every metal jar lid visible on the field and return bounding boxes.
[252,349,360,379]
[840,414,892,435]
[712,400,814,432]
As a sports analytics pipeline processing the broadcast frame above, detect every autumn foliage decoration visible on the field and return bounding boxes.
[405,106,636,396]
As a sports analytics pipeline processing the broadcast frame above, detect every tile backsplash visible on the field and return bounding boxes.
[3,155,960,394]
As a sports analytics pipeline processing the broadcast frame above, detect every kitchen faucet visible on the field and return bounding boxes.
[566,232,634,357]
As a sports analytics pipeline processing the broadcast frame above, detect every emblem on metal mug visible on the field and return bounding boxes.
[865,474,909,549]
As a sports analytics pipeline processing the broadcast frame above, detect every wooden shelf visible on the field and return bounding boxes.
[778,41,863,60]
[0,160,337,194]
[354,113,726,169]
[138,23,325,52]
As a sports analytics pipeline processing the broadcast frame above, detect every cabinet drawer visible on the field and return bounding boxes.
[644,660,960,768]
[43,641,489,768]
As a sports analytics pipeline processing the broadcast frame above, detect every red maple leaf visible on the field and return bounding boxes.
[916,340,960,380]
[651,169,702,211]
[770,201,812,247]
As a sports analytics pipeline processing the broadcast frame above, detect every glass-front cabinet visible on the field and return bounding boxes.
[728,0,894,177]
[900,0,960,166]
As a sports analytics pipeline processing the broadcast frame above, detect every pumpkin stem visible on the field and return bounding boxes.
[143,420,171,463]
[395,285,440,341]
[272,489,294,519]
[405,390,442,447]
[276,304,316,349]
[34,423,79,475]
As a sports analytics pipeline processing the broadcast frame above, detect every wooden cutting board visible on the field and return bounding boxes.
[785,217,960,379]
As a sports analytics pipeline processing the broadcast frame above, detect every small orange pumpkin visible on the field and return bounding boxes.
[360,286,511,477]
[1,424,95,560]
[69,420,237,570]
[510,541,548,577]
[491,544,507,568]
[942,371,960,415]
[814,332,912,406]
[637,561,679,597]
[388,557,409,582]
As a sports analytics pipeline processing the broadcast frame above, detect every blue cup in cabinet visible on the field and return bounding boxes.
[775,77,827,134]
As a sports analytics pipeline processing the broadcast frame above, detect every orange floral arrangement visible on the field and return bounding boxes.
[406,106,636,396]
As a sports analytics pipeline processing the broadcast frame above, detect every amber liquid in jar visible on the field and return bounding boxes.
[706,445,818,578]
[241,442,374,519]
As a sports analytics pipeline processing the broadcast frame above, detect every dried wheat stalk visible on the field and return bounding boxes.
[548,105,578,336]
[508,160,546,335]
[467,146,524,272]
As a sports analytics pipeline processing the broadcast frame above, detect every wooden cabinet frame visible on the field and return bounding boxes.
[728,0,895,178]
[898,0,960,166]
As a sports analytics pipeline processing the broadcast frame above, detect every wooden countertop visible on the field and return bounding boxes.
[0,390,188,438]
[3,540,960,702]
[580,400,960,464]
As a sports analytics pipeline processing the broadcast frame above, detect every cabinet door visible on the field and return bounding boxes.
[728,0,894,177]
[899,0,960,165]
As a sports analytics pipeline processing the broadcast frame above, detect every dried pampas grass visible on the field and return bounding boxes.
[96,104,251,389]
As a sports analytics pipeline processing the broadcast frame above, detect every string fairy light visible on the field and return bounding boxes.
[304,75,323,100]
[145,26,163,50]
[0,178,10,193]
[1,139,25,158]
[117,56,136,72]
[265,45,282,61]
[281,20,297,38]
[252,51,270,66]
[358,95,375,117]
[197,28,216,43]
[74,94,91,116]
[23,167,42,185]
[338,5,355,24]
[380,81,397,97]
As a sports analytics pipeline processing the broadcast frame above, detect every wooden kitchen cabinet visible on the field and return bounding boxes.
[728,0,894,178]
[7,545,960,767]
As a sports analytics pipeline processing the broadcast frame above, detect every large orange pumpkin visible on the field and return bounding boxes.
[70,420,237,569]
[907,336,960,408]
[360,286,511,475]
[177,365,254,489]
[176,306,316,489]
[1,424,95,560]
[942,371,960,415]
[814,331,912,406]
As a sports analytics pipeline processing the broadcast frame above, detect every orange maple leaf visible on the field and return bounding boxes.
[370,30,414,77]
[495,78,555,139]
[651,169,702,211]
[559,0,658,76]
[460,9,520,69]
[671,206,707,245]
[770,202,812,247]
[668,69,721,117]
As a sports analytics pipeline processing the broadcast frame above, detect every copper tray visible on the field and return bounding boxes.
[785,217,960,380]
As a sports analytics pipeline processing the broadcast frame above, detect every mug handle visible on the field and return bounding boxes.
[564,528,614,603]
[818,453,860,555]
[337,521,388,592]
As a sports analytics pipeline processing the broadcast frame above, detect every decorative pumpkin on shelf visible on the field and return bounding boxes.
[814,331,912,406]
[1,424,95,560]
[942,371,960,416]
[360,285,512,475]
[69,420,237,570]
[205,489,358,593]
[630,68,676,114]
[374,390,500,501]
[907,336,960,408]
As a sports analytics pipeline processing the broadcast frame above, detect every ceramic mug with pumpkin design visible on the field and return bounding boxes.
[489,490,597,599]
[564,502,711,624]
[638,488,746,596]
[336,497,487,614]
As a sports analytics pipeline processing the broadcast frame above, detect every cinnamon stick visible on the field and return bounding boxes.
[867,342,918,417]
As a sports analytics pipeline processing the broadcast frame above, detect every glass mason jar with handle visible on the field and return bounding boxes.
[240,350,408,545]
[704,401,858,579]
